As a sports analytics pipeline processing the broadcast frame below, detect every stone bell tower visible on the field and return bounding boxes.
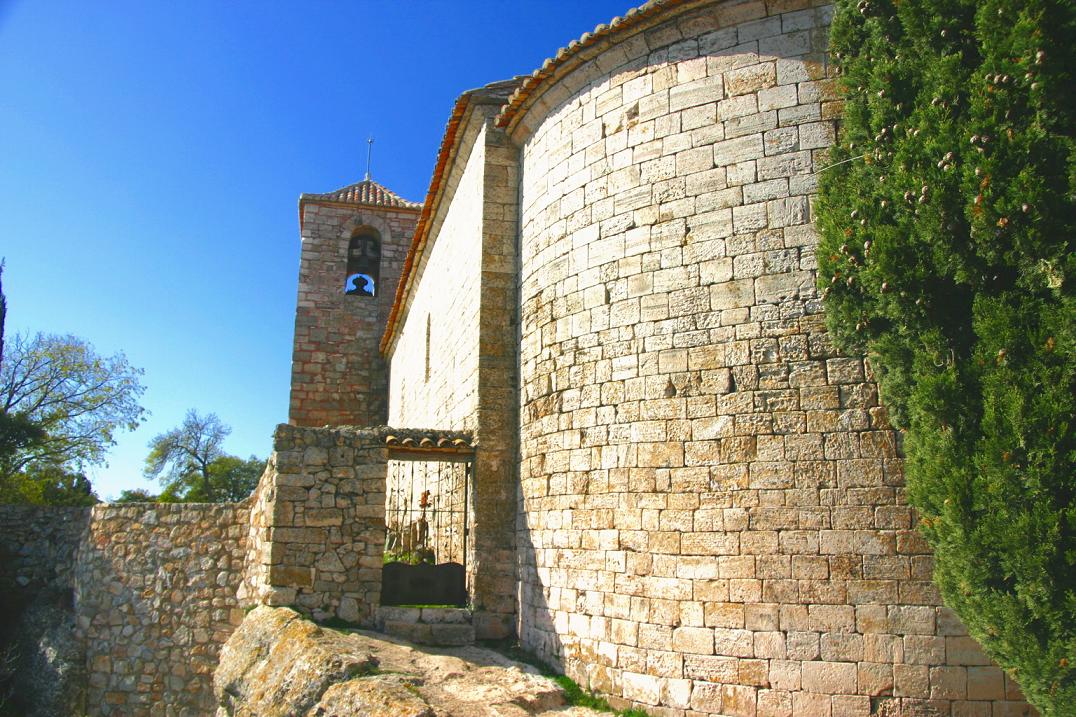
[289,178,421,427]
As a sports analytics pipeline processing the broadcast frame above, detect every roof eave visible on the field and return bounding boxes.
[380,79,524,357]
[495,0,702,137]
[297,194,423,232]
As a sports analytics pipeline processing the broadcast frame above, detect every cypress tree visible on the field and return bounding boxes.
[817,0,1074,712]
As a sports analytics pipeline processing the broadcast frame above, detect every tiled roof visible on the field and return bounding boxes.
[380,78,524,355]
[384,433,474,450]
[384,430,475,455]
[300,178,422,211]
[496,0,691,132]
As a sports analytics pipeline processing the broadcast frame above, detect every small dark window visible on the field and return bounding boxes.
[425,314,431,383]
[344,231,380,296]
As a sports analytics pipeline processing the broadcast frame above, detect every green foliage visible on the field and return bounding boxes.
[0,462,98,506]
[0,333,146,473]
[144,409,263,503]
[155,455,264,503]
[0,329,144,503]
[818,0,1074,711]
[112,488,159,503]
[383,548,435,565]
[0,412,46,467]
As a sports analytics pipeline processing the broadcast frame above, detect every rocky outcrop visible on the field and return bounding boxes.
[214,606,607,717]
[4,590,85,717]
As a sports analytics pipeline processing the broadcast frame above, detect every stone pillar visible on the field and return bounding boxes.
[243,425,389,625]
[471,120,523,639]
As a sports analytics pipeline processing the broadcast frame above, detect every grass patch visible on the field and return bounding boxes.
[481,641,651,717]
[345,661,379,678]
[318,615,361,630]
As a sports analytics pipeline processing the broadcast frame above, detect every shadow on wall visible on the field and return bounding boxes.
[0,507,89,717]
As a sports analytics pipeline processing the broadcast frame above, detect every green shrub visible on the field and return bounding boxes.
[817,0,1074,712]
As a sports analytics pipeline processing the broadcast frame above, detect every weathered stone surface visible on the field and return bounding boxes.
[505,2,1037,716]
[215,606,378,716]
[240,425,428,626]
[0,507,88,717]
[215,607,606,717]
[307,675,434,717]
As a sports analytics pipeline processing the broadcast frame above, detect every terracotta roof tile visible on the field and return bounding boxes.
[301,178,422,210]
[384,430,475,454]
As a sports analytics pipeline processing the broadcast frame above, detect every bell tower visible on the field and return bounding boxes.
[289,178,421,427]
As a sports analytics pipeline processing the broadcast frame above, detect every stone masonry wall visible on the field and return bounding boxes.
[0,505,88,597]
[388,100,523,638]
[388,115,485,433]
[513,1,1032,715]
[471,118,523,639]
[75,502,249,717]
[241,424,389,626]
[290,201,418,428]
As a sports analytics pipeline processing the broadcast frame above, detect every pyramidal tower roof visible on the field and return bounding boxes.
[300,178,422,211]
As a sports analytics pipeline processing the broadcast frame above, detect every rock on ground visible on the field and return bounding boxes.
[4,590,86,717]
[214,606,609,717]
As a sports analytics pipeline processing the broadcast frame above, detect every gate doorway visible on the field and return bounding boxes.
[381,449,472,607]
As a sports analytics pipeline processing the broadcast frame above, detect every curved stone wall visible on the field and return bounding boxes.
[514,1,1031,715]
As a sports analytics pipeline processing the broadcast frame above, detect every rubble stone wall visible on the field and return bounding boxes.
[511,1,1032,715]
[0,507,90,717]
[0,505,88,596]
[75,502,249,717]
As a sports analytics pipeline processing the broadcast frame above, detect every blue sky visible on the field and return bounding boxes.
[0,0,633,499]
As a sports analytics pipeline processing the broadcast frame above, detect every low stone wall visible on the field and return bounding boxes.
[242,424,389,625]
[75,502,250,717]
[0,505,89,594]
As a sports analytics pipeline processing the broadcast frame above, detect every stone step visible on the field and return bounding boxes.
[377,606,475,646]
[378,605,472,626]
[382,620,475,647]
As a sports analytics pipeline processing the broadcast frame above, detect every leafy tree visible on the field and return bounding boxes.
[157,455,264,503]
[0,265,44,474]
[818,0,1073,711]
[144,411,263,502]
[0,332,145,484]
[1,260,7,367]
[0,413,45,470]
[202,455,263,502]
[0,265,144,504]
[0,463,98,506]
[27,464,97,506]
[112,488,158,503]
